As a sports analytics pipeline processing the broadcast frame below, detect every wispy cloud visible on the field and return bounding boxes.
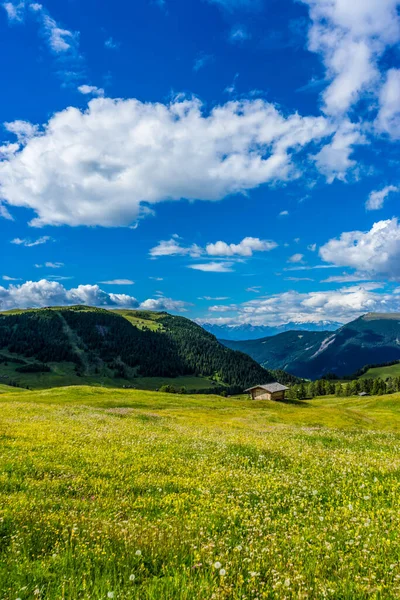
[193,53,214,72]
[105,36,120,50]
[98,279,135,285]
[189,262,235,273]
[229,25,250,43]
[366,185,399,211]
[2,275,22,281]
[11,236,52,247]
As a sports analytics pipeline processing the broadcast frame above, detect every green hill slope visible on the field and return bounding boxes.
[222,313,400,380]
[0,306,297,391]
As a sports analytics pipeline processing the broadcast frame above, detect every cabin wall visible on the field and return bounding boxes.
[250,389,286,401]
[251,389,272,400]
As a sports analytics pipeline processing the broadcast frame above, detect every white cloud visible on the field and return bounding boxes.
[300,0,400,116]
[0,97,332,227]
[150,238,203,258]
[3,1,25,22]
[288,253,304,263]
[279,210,289,217]
[99,279,135,285]
[206,237,277,257]
[150,236,277,260]
[11,236,51,247]
[203,285,400,326]
[322,273,373,283]
[45,261,63,268]
[189,262,235,273]
[246,286,262,293]
[307,243,317,251]
[139,297,190,312]
[313,121,366,182]
[30,3,79,54]
[200,296,230,300]
[0,279,188,313]
[320,218,400,278]
[376,68,400,138]
[366,185,399,211]
[2,275,21,281]
[78,85,104,97]
[4,120,38,142]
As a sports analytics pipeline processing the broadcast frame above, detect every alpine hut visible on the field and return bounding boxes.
[245,382,289,401]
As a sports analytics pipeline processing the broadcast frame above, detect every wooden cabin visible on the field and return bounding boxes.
[245,382,289,401]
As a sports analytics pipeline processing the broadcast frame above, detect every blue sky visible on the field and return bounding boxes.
[2,0,400,326]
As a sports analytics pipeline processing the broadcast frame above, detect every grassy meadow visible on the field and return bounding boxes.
[2,387,400,598]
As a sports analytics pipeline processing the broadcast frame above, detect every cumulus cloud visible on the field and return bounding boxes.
[0,97,333,227]
[149,238,203,258]
[150,236,277,261]
[188,262,235,273]
[206,237,277,257]
[319,218,400,278]
[300,0,400,116]
[366,185,399,211]
[202,285,400,326]
[0,279,189,312]
[78,85,104,97]
[139,297,190,311]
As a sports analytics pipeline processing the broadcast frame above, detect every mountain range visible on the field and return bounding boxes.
[202,321,341,341]
[0,306,299,391]
[221,313,400,380]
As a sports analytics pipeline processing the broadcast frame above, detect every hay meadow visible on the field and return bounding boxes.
[2,386,400,599]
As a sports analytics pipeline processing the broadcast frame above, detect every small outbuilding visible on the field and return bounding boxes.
[245,382,289,401]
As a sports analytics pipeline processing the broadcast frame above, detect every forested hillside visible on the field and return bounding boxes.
[0,306,298,391]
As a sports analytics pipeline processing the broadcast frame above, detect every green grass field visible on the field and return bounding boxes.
[2,387,400,598]
[360,362,400,380]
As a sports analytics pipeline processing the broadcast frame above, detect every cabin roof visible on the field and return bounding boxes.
[245,382,289,393]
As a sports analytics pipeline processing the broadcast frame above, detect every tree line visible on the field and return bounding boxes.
[287,376,400,400]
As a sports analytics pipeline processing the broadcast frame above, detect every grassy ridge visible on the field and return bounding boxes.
[2,387,400,598]
[359,362,400,380]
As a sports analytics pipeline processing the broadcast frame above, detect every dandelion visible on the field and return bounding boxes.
[129,574,135,581]
[284,579,291,587]
[135,550,142,556]
[33,590,40,596]
[214,561,222,569]
[219,569,226,576]
[107,593,114,599]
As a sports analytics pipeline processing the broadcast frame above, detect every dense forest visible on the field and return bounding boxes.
[0,306,299,392]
